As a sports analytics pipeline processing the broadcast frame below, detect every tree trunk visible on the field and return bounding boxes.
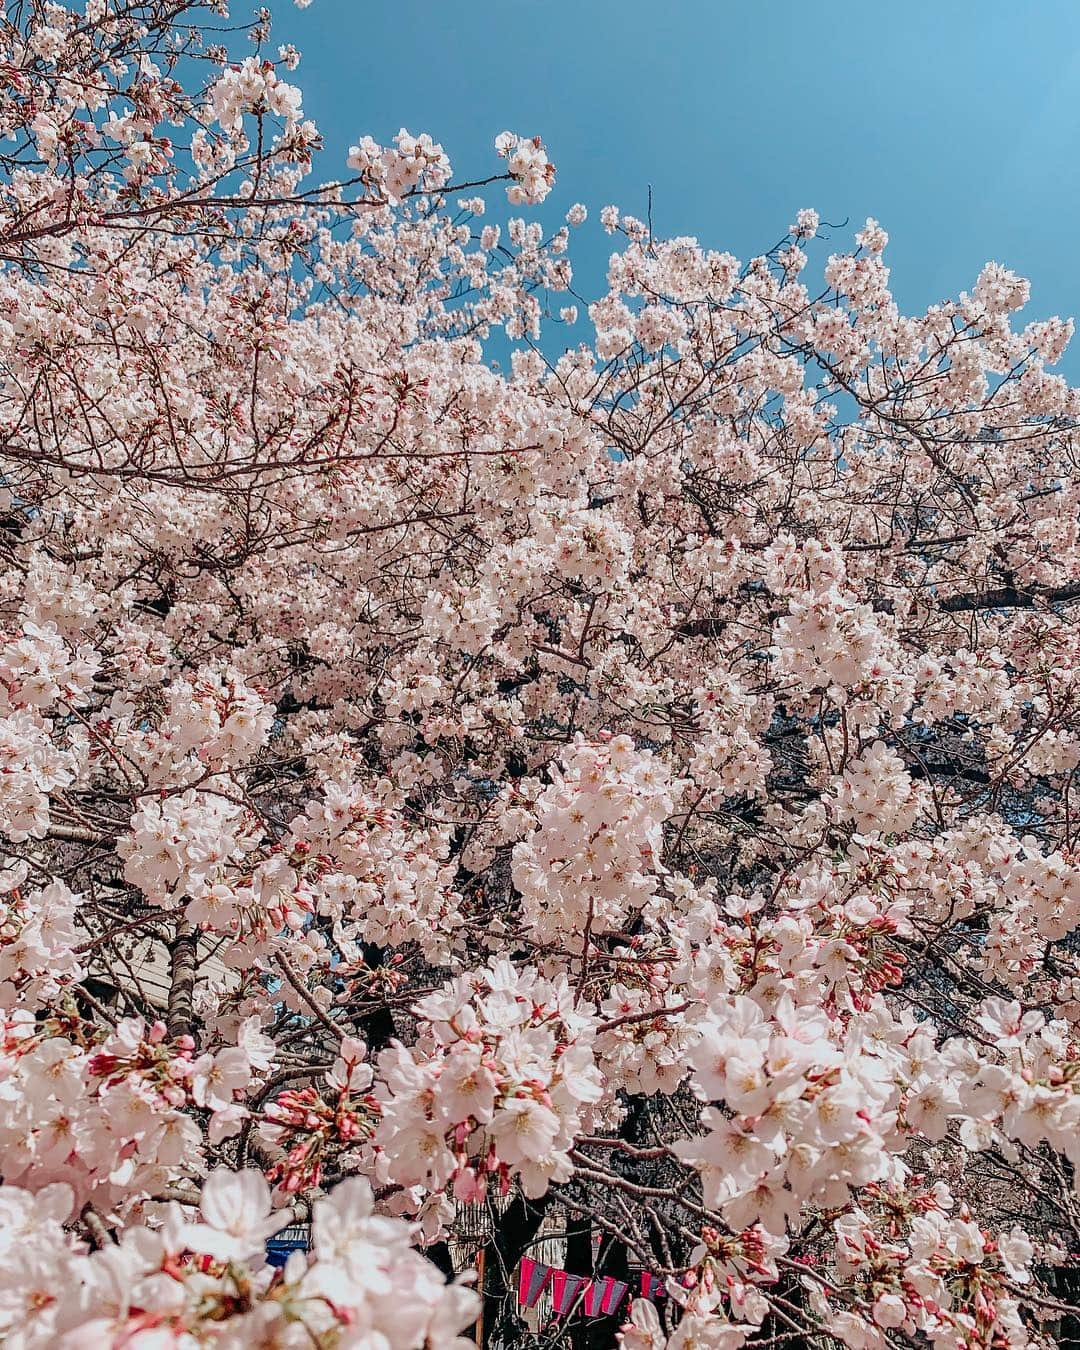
[565,1218,592,1350]
[585,1234,630,1350]
[166,920,198,1041]
[480,1191,549,1348]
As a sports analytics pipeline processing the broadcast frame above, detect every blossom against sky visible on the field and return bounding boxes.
[284,0,1080,374]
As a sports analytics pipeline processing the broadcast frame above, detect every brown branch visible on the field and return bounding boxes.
[166,920,198,1041]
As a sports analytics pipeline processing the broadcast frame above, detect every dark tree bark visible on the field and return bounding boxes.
[480,1192,549,1348]
[565,1218,592,1350]
[425,1241,456,1281]
[585,1233,631,1350]
[166,920,198,1041]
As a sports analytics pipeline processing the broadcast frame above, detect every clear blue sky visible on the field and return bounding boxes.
[279,0,1080,376]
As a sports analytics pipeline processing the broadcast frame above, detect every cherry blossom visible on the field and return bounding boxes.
[0,1,1079,1344]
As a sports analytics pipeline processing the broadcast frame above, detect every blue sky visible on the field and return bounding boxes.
[279,0,1080,376]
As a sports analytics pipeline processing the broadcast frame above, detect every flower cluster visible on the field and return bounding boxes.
[119,790,262,908]
[495,131,556,204]
[0,870,83,1010]
[373,961,602,1199]
[347,128,453,204]
[0,1012,271,1210]
[808,1182,1037,1349]
[0,1169,478,1348]
[260,1036,379,1193]
[209,58,304,134]
[512,736,678,947]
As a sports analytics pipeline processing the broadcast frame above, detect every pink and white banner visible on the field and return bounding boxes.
[516,1260,631,1317]
[549,1269,588,1316]
[586,1276,628,1315]
[518,1257,552,1309]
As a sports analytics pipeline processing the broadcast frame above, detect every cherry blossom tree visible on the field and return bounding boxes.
[3,1,1080,1346]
